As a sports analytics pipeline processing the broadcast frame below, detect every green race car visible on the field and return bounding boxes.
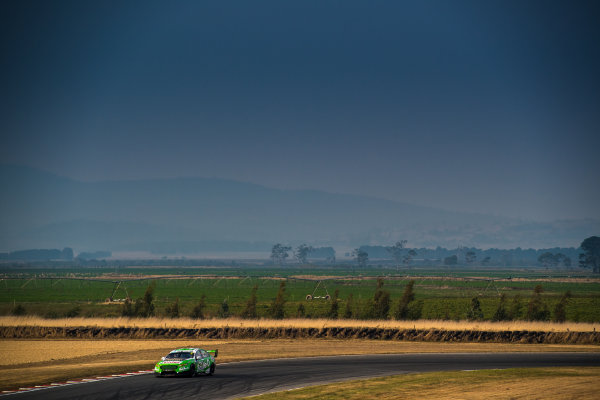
[154,347,218,377]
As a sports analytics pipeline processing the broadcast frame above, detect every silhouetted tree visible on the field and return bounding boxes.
[386,240,407,265]
[444,255,458,266]
[579,236,600,273]
[538,252,558,268]
[404,249,417,266]
[294,244,313,264]
[352,248,369,268]
[465,251,476,265]
[61,247,74,260]
[296,303,306,318]
[539,252,572,269]
[271,244,292,265]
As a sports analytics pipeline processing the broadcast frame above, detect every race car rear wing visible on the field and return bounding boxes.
[208,349,218,358]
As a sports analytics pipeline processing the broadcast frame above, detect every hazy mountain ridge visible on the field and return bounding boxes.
[0,164,597,252]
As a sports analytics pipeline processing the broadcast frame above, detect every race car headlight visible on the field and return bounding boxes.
[178,363,190,370]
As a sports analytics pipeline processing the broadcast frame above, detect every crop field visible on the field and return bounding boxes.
[1,266,599,322]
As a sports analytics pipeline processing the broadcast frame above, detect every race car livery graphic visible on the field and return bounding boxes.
[154,347,218,377]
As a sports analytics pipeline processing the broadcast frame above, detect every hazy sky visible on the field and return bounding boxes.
[2,1,599,221]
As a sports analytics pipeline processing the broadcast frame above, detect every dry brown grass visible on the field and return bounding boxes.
[3,339,597,367]
[1,316,597,332]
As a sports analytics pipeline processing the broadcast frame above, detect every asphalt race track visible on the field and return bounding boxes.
[7,353,600,400]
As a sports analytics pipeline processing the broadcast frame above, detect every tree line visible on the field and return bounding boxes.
[271,244,336,264]
[271,236,599,272]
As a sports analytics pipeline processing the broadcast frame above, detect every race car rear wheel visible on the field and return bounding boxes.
[208,363,215,376]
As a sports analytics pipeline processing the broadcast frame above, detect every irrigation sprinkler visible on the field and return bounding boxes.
[305,280,331,300]
[107,281,130,302]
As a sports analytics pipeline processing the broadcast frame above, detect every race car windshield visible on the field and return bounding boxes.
[165,352,193,360]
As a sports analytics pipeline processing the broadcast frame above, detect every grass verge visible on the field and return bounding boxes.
[241,367,600,400]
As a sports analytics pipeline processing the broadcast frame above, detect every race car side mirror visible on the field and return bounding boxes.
[161,357,165,361]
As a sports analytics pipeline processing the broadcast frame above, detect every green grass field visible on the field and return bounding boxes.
[1,265,599,322]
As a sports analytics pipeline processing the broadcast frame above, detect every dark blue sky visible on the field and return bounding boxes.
[2,0,599,221]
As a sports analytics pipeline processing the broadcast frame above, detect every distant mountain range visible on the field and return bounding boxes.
[0,164,597,253]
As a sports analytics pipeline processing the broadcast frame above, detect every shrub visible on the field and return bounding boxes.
[44,311,59,319]
[165,298,180,318]
[467,297,484,321]
[269,281,287,319]
[343,294,354,319]
[394,280,416,320]
[121,299,134,317]
[369,278,390,319]
[10,303,26,316]
[405,300,423,320]
[65,306,81,318]
[327,289,340,319]
[218,299,230,318]
[553,291,572,322]
[133,282,156,317]
[190,294,206,319]
[240,285,258,319]
[492,293,509,321]
[509,295,523,320]
[527,285,550,321]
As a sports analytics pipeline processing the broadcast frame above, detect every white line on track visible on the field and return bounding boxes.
[0,370,153,397]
